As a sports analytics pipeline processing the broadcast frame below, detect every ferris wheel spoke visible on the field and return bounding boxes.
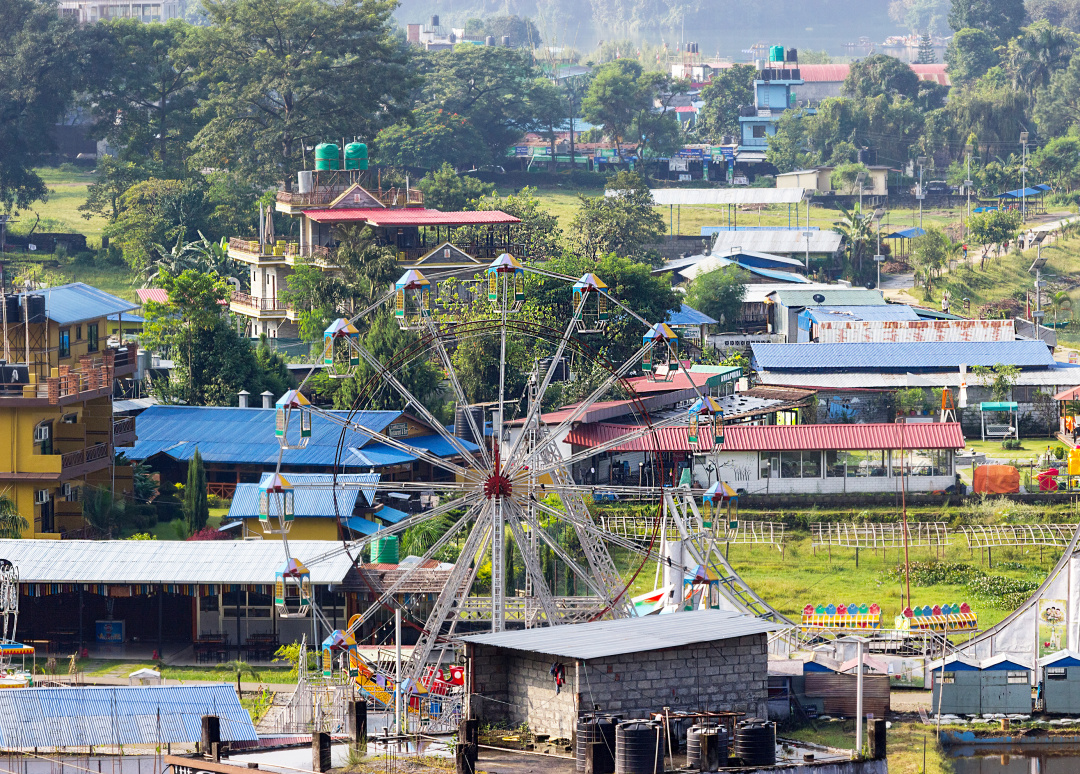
[418,313,493,471]
[344,338,485,474]
[405,500,494,680]
[345,499,486,638]
[502,501,560,625]
[509,499,607,601]
[510,340,654,476]
[502,290,589,470]
[303,492,481,568]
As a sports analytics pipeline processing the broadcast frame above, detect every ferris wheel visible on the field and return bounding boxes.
[260,255,740,691]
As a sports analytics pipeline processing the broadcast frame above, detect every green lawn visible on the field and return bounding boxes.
[22,166,106,239]
[83,658,293,684]
[782,721,951,774]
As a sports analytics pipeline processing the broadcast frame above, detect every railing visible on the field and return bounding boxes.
[207,482,237,498]
[60,442,109,471]
[113,416,135,437]
[301,242,522,265]
[230,292,289,313]
[741,137,769,147]
[228,238,299,258]
[275,186,423,208]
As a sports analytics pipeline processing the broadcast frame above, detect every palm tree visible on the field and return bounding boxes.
[1053,291,1074,327]
[220,660,262,697]
[1009,20,1076,91]
[143,232,244,288]
[832,205,873,274]
[0,494,27,539]
[82,486,125,538]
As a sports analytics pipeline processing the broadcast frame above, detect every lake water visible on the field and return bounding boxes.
[947,746,1080,773]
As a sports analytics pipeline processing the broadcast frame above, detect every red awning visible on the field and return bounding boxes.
[1054,386,1080,401]
[565,422,966,453]
[301,208,521,226]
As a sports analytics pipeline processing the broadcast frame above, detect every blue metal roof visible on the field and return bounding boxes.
[343,515,382,535]
[228,473,380,520]
[20,283,138,325]
[372,505,410,524]
[667,304,718,327]
[126,405,402,468]
[0,684,256,747]
[995,186,1047,199]
[751,341,1056,372]
[982,659,1031,672]
[885,227,926,239]
[804,305,921,324]
[107,313,145,323]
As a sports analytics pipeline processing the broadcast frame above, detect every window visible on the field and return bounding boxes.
[752,125,767,138]
[1007,671,1029,684]
[760,451,821,478]
[200,595,219,613]
[826,450,887,478]
[62,413,78,424]
[75,325,82,341]
[1047,667,1067,681]
[940,672,955,684]
[87,323,98,353]
[892,449,950,477]
[58,328,70,358]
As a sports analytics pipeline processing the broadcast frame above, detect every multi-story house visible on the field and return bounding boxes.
[227,145,523,338]
[58,0,182,24]
[0,284,138,537]
[737,47,812,169]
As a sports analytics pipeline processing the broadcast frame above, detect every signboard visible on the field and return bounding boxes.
[0,365,28,385]
[388,421,409,439]
[1039,599,1067,657]
[96,619,124,643]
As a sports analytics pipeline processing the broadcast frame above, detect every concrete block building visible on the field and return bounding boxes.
[460,610,779,738]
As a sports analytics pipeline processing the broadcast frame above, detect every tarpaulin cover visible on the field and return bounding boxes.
[974,465,1020,494]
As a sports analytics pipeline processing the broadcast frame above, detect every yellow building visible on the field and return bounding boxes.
[0,284,138,537]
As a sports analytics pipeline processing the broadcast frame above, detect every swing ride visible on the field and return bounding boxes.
[257,255,796,733]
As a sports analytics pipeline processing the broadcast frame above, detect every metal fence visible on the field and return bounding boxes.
[811,522,951,548]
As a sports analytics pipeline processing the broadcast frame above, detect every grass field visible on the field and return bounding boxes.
[19,166,107,239]
[783,721,950,774]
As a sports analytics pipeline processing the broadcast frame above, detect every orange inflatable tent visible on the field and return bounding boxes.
[973,465,1020,494]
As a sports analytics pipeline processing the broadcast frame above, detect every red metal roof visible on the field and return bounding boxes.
[301,208,520,226]
[565,422,965,453]
[136,288,168,304]
[798,64,851,82]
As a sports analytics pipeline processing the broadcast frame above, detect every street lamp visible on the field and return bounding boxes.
[916,157,927,229]
[872,207,886,290]
[1020,131,1029,223]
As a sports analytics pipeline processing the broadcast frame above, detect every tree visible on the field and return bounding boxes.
[106,179,212,270]
[475,187,563,260]
[581,59,650,154]
[0,0,83,210]
[570,171,664,263]
[79,157,150,223]
[0,494,28,539]
[1033,136,1080,190]
[945,28,1001,84]
[918,32,937,63]
[948,0,1026,41]
[830,163,871,194]
[696,65,756,141]
[333,224,401,308]
[832,205,875,275]
[374,107,488,171]
[973,363,1020,401]
[82,485,126,538]
[417,164,493,212]
[1035,51,1080,136]
[890,0,951,35]
[183,0,413,187]
[766,108,814,173]
[183,448,209,534]
[82,18,202,176]
[969,208,1022,264]
[683,266,748,329]
[220,659,261,697]
[478,15,542,47]
[910,226,951,293]
[1002,20,1077,91]
[843,54,921,100]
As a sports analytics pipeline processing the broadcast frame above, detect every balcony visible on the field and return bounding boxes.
[275,186,423,210]
[113,416,136,446]
[230,291,289,317]
[60,442,111,479]
[298,241,523,267]
[227,237,298,263]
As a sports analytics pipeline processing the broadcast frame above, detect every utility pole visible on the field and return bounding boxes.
[394,607,402,735]
[917,157,926,229]
[873,207,886,290]
[964,150,973,243]
[1020,131,1029,223]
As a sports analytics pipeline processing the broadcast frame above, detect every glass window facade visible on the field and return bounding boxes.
[825,450,887,477]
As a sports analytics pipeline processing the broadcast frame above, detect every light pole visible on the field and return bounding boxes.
[964,148,973,244]
[917,157,926,229]
[873,207,886,290]
[1020,131,1029,223]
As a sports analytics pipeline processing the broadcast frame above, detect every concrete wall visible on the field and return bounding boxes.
[470,634,769,738]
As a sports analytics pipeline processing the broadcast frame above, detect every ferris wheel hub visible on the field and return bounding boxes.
[483,471,513,500]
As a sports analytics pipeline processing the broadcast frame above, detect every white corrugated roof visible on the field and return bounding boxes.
[710,230,842,255]
[0,539,355,584]
[458,609,780,659]
[757,366,1080,390]
[646,188,808,205]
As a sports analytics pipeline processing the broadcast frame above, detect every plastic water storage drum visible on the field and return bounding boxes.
[576,715,618,774]
[769,45,784,62]
[615,721,664,774]
[345,142,368,171]
[733,720,775,767]
[315,143,340,171]
[686,725,728,770]
[371,535,399,565]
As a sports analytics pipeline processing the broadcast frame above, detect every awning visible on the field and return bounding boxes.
[301,208,520,226]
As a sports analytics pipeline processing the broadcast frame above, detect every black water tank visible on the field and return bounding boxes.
[24,295,45,324]
[687,726,728,770]
[485,35,496,46]
[430,14,439,27]
[3,296,18,324]
[576,715,618,773]
[733,720,775,767]
[454,404,486,445]
[787,47,798,62]
[615,722,664,774]
[791,67,801,80]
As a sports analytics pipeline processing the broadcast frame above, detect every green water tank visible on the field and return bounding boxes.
[371,535,399,565]
[769,45,784,62]
[344,142,369,171]
[314,143,340,171]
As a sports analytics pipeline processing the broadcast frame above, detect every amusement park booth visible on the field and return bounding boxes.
[931,655,1033,715]
[1038,650,1080,713]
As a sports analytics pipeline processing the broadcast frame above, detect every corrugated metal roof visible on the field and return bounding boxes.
[458,609,781,659]
[648,189,808,205]
[343,515,381,535]
[371,505,410,524]
[107,313,145,323]
[667,304,717,326]
[768,288,887,308]
[126,405,402,468]
[0,539,355,583]
[759,366,1080,390]
[19,283,138,325]
[678,255,810,283]
[302,208,520,225]
[565,422,965,453]
[797,63,852,82]
[136,288,168,304]
[813,318,1016,344]
[886,227,926,239]
[704,230,843,255]
[752,341,1056,372]
[0,684,256,747]
[806,306,920,324]
[228,473,378,520]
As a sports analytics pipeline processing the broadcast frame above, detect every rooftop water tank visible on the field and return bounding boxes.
[502,35,511,46]
[769,45,784,62]
[371,535,399,565]
[430,14,439,27]
[485,35,495,46]
[314,143,339,171]
[345,142,368,171]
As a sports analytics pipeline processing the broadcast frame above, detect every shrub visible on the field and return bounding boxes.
[1002,438,1022,450]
